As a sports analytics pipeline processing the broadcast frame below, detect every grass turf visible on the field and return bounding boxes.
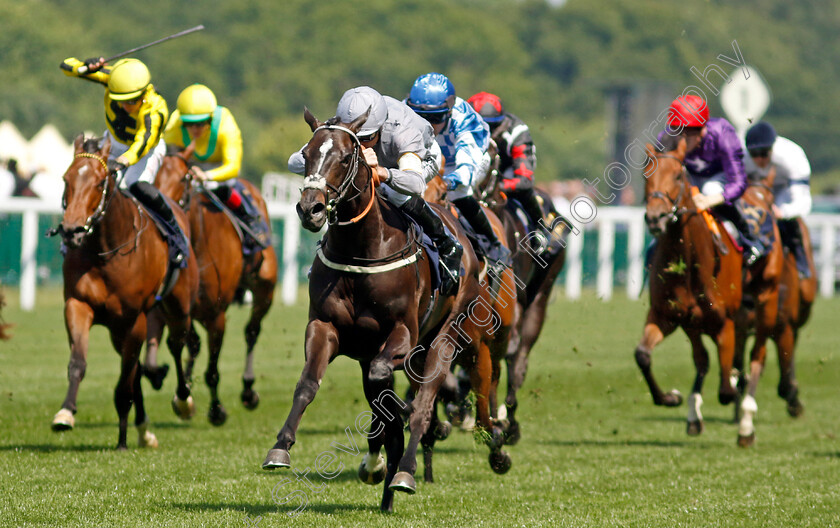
[0,287,838,527]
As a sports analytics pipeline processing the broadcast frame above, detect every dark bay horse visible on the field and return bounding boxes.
[733,168,816,441]
[50,136,198,448]
[262,109,498,512]
[153,150,277,425]
[635,136,741,435]
[473,142,567,444]
[731,170,784,446]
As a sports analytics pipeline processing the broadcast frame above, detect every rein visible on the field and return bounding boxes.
[303,124,375,226]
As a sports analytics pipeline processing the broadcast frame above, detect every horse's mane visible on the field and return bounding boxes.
[656,133,682,153]
[81,138,100,153]
[325,116,341,126]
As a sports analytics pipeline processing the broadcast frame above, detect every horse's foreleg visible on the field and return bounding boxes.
[738,290,779,446]
[241,277,274,410]
[52,299,95,431]
[775,323,803,417]
[114,314,146,449]
[505,297,545,445]
[634,315,680,406]
[358,362,388,488]
[263,320,337,470]
[166,313,195,421]
[715,318,738,405]
[205,312,227,426]
[685,330,709,436]
[142,308,169,391]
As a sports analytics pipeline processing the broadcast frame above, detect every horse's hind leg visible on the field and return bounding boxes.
[143,307,169,391]
[113,314,146,449]
[738,291,778,447]
[732,312,750,423]
[52,299,94,432]
[685,330,709,436]
[241,275,275,410]
[358,363,388,487]
[184,322,201,385]
[634,315,681,406]
[166,314,196,421]
[205,312,228,426]
[775,324,803,417]
[715,318,738,405]
[133,357,158,448]
[471,342,510,474]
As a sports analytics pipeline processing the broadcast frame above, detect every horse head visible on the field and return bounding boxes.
[644,135,689,237]
[296,107,370,232]
[58,135,113,247]
[157,142,196,206]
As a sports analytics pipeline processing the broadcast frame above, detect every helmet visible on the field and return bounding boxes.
[177,84,218,122]
[745,121,777,150]
[108,58,151,101]
[467,92,504,123]
[336,86,388,136]
[667,95,709,128]
[406,72,455,114]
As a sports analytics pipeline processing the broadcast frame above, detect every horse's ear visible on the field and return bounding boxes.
[304,107,322,132]
[73,134,84,153]
[675,137,687,160]
[645,143,656,159]
[765,165,777,188]
[347,108,371,134]
[100,137,111,159]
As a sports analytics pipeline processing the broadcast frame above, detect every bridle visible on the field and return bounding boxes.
[302,124,375,226]
[49,152,115,241]
[645,153,692,225]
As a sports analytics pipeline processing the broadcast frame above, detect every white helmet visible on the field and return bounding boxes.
[336,86,388,136]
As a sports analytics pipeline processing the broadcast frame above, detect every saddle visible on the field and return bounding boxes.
[200,182,270,256]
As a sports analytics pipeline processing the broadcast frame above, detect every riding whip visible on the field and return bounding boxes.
[76,25,205,74]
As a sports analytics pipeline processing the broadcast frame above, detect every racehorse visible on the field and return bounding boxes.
[50,136,198,448]
[261,109,507,512]
[733,168,816,441]
[634,135,741,435]
[420,174,517,483]
[473,140,567,444]
[152,148,277,425]
[731,170,784,446]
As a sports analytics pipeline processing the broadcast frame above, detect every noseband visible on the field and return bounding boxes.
[646,153,691,225]
[302,125,374,226]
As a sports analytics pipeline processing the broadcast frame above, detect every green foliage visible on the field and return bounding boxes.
[0,0,837,184]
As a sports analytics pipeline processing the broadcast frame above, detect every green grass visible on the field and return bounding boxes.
[1,287,839,527]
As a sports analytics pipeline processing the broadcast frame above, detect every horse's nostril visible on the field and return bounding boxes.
[310,203,326,216]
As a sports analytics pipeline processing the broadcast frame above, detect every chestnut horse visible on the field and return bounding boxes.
[50,136,198,448]
[635,136,741,435]
[473,142,567,444]
[730,171,784,446]
[153,150,277,425]
[733,169,816,439]
[420,174,517,482]
[261,109,506,512]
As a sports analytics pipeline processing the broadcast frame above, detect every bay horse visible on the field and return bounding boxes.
[730,169,784,446]
[473,140,567,444]
[50,136,199,449]
[733,168,816,440]
[152,148,277,425]
[261,109,507,512]
[635,135,741,435]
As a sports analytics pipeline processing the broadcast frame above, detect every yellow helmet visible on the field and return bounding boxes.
[177,84,218,122]
[108,58,151,101]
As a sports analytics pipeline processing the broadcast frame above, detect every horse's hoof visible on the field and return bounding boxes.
[51,408,75,431]
[787,400,804,418]
[505,422,521,446]
[358,453,386,485]
[737,432,755,448]
[460,414,476,432]
[262,448,291,469]
[241,389,260,410]
[686,420,704,436]
[445,402,463,426]
[389,472,417,494]
[143,364,169,391]
[435,420,452,441]
[208,403,228,426]
[138,429,159,448]
[171,395,196,421]
[718,387,737,405]
[662,390,683,407]
[489,450,512,474]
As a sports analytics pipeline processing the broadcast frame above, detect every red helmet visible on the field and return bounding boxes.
[467,92,505,123]
[667,95,709,128]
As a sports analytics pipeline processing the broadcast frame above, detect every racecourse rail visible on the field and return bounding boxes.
[3,172,840,310]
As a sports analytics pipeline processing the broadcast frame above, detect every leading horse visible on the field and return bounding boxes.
[634,135,741,435]
[261,109,503,512]
[50,136,199,448]
[152,149,278,424]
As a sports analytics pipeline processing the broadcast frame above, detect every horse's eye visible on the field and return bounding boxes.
[97,180,106,189]
[342,153,353,164]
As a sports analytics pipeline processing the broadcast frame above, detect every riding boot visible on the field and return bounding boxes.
[518,189,547,229]
[401,196,463,296]
[216,186,269,245]
[452,196,512,272]
[714,202,763,266]
[130,181,187,265]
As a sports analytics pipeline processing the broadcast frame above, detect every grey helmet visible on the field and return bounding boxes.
[336,86,388,136]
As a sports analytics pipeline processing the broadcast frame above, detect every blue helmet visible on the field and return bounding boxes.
[745,121,777,150]
[406,72,456,114]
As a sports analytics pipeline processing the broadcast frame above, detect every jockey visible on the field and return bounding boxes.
[288,86,463,295]
[60,56,186,263]
[406,73,511,271]
[743,121,813,277]
[163,84,266,242]
[467,91,545,229]
[661,94,763,265]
